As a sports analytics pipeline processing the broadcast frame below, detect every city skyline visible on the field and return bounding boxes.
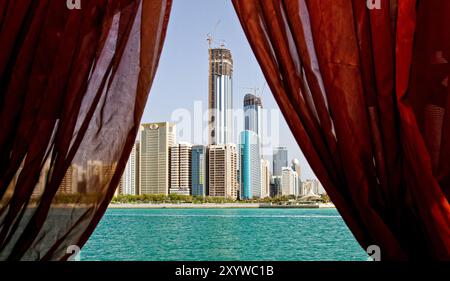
[116,41,322,199]
[44,39,324,199]
[117,116,325,198]
[143,0,316,180]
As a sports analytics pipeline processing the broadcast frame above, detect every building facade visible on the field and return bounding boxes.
[139,122,176,195]
[121,141,139,195]
[169,142,192,195]
[302,179,323,196]
[208,48,234,145]
[291,159,301,180]
[191,145,208,197]
[281,167,297,196]
[208,144,238,199]
[270,176,282,197]
[261,159,270,198]
[303,179,325,195]
[291,158,302,196]
[243,93,263,138]
[86,161,117,194]
[273,146,288,176]
[239,130,261,199]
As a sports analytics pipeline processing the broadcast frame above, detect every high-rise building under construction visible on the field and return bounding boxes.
[208,47,233,145]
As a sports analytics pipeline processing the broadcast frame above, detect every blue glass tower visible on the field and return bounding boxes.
[191,145,208,197]
[240,130,261,199]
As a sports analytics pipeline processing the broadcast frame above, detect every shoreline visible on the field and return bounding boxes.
[108,202,336,209]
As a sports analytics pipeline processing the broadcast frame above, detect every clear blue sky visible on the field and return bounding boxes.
[142,0,316,180]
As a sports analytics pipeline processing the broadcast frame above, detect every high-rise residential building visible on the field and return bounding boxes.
[273,146,288,176]
[169,142,192,195]
[86,161,117,194]
[318,181,326,195]
[302,179,324,196]
[139,122,176,195]
[121,141,139,195]
[191,145,208,197]
[76,166,87,194]
[291,158,302,196]
[59,165,75,194]
[270,175,282,197]
[261,159,271,198]
[312,179,319,195]
[32,160,83,197]
[291,159,301,180]
[243,93,263,137]
[208,144,238,199]
[239,130,261,199]
[306,179,325,195]
[281,167,297,196]
[208,48,233,145]
[302,180,312,196]
[86,160,103,192]
[59,164,84,194]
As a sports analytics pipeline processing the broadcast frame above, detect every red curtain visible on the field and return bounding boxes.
[0,0,171,260]
[233,0,450,260]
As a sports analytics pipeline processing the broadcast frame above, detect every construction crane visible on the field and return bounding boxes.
[240,87,260,97]
[260,81,267,99]
[206,20,225,49]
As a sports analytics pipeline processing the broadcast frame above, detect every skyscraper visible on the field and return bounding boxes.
[121,141,139,195]
[243,93,263,137]
[261,159,270,198]
[273,146,288,176]
[191,145,208,197]
[302,180,316,196]
[240,130,261,199]
[139,122,176,195]
[291,158,301,197]
[58,165,82,194]
[169,142,192,195]
[86,161,117,194]
[291,159,301,180]
[270,176,282,197]
[208,144,238,199]
[281,167,297,196]
[308,179,325,195]
[208,48,233,145]
[318,181,326,195]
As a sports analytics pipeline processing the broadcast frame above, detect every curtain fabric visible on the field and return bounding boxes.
[0,0,172,260]
[233,0,450,260]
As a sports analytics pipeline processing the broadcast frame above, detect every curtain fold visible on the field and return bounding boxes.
[0,0,172,260]
[233,0,450,260]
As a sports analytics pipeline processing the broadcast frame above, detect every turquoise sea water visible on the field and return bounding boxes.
[82,208,368,261]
